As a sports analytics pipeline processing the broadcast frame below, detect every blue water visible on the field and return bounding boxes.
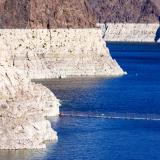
[1,43,160,160]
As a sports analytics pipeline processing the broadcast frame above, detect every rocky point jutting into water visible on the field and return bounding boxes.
[0,60,60,149]
[0,28,124,149]
[1,0,160,150]
[2,0,159,150]
[0,0,127,150]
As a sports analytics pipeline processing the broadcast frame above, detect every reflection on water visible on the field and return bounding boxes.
[0,145,61,160]
[0,149,46,160]
[0,116,59,160]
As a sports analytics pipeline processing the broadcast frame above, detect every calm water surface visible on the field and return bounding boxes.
[1,43,160,160]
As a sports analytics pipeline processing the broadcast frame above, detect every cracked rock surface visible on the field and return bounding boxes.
[0,61,60,149]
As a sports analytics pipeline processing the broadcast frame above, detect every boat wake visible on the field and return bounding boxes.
[60,111,160,121]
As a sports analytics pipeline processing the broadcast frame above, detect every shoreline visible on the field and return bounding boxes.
[0,28,124,150]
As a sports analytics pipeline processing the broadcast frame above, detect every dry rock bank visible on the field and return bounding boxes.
[0,65,60,149]
[0,29,125,79]
[0,47,60,149]
[101,23,160,42]
[0,0,160,29]
[0,28,124,149]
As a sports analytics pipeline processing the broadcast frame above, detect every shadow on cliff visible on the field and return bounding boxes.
[155,26,160,42]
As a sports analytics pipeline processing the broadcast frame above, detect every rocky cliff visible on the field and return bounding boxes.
[0,28,125,149]
[89,0,160,23]
[0,0,96,28]
[0,0,160,29]
[0,29,125,79]
[0,0,131,150]
[0,30,60,149]
[103,23,159,42]
[0,65,60,149]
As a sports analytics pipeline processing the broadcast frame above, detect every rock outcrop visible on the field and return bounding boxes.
[102,23,160,42]
[0,29,125,79]
[0,0,96,28]
[0,0,160,29]
[0,28,124,150]
[0,0,128,150]
[0,54,60,149]
[89,0,160,23]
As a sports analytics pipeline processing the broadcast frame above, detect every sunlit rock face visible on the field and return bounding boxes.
[0,28,124,149]
[101,23,160,42]
[0,29,125,79]
[0,0,127,150]
[0,65,60,149]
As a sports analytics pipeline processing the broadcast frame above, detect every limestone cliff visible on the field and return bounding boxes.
[0,28,124,149]
[102,23,159,42]
[0,53,60,149]
[0,29,125,79]
[0,0,127,150]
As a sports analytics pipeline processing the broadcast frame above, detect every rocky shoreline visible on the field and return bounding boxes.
[0,29,125,79]
[0,65,60,149]
[0,0,158,151]
[100,23,160,42]
[0,28,124,149]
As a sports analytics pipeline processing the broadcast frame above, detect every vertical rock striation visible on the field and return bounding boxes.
[0,29,125,79]
[102,23,159,42]
[0,0,96,28]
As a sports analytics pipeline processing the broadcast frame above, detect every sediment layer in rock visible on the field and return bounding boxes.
[0,29,125,79]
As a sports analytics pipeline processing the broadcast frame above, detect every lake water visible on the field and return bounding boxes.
[1,43,160,160]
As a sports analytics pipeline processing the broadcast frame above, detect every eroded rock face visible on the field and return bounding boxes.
[0,0,96,28]
[0,29,125,79]
[0,65,60,149]
[0,0,159,29]
[29,0,96,28]
[103,23,159,42]
[88,0,160,23]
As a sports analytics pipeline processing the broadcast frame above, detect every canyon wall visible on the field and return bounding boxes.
[0,29,125,79]
[102,23,160,42]
[0,28,124,149]
[2,0,158,150]
[1,0,159,150]
[0,0,96,28]
[89,0,160,23]
[0,0,160,29]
